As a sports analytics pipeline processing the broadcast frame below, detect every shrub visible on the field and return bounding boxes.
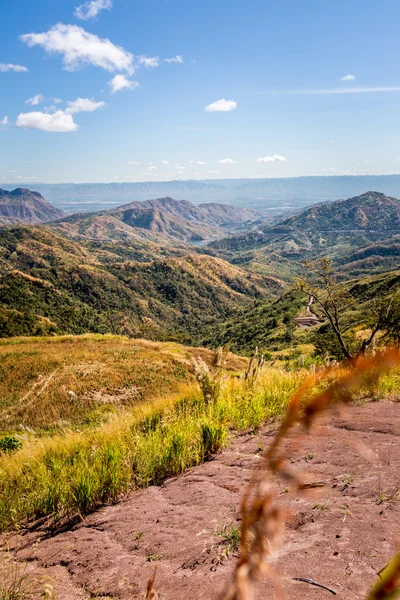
[0,437,22,454]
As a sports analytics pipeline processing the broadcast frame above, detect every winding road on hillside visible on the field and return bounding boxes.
[9,401,400,599]
[295,295,321,327]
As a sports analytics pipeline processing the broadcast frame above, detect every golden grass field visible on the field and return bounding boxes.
[0,334,247,433]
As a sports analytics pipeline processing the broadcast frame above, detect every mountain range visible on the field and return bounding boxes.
[0,190,264,244]
[5,174,400,212]
[210,191,400,280]
[50,197,263,243]
[0,187,399,347]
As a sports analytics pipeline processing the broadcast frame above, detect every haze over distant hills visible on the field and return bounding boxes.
[4,175,400,213]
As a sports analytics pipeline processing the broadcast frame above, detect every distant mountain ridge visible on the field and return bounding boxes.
[0,188,65,226]
[209,191,400,280]
[50,196,263,243]
[274,191,400,232]
[5,175,400,212]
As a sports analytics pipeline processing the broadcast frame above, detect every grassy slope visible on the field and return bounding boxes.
[0,334,247,432]
[0,349,302,530]
[0,333,398,532]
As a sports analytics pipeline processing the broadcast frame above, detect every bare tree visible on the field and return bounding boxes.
[295,258,399,360]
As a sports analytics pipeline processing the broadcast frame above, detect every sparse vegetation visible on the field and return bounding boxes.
[0,352,302,530]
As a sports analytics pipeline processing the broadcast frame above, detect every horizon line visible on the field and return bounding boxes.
[3,173,400,186]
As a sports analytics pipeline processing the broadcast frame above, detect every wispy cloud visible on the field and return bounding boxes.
[26,94,45,106]
[0,116,9,131]
[205,98,237,112]
[127,161,139,165]
[255,155,287,163]
[137,56,159,68]
[108,74,139,93]
[0,63,28,72]
[65,97,105,114]
[275,86,400,95]
[164,55,183,64]
[218,158,237,164]
[74,0,112,21]
[340,73,356,81]
[16,111,78,132]
[160,160,169,165]
[21,23,134,74]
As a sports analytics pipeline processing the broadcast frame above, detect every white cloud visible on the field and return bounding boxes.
[341,73,356,81]
[109,74,139,93]
[137,56,159,68]
[206,170,219,175]
[175,165,186,171]
[164,55,183,64]
[255,155,287,163]
[218,158,237,164]
[74,0,113,20]
[20,23,133,74]
[128,160,139,165]
[205,98,237,112]
[195,160,208,165]
[160,160,169,165]
[0,116,9,131]
[16,110,78,132]
[65,97,105,114]
[0,63,28,72]
[25,94,45,106]
[148,166,157,171]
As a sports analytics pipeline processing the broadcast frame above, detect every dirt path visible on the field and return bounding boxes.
[295,295,321,327]
[10,401,400,599]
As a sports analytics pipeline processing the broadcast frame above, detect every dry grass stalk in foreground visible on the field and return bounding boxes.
[220,348,400,600]
[0,546,56,599]
[143,569,159,600]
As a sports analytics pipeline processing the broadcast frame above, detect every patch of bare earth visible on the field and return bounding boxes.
[8,402,400,599]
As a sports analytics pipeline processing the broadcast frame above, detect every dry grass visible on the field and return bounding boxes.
[0,546,55,599]
[0,334,247,432]
[0,361,302,530]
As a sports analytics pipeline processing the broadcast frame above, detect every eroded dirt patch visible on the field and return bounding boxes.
[5,402,400,599]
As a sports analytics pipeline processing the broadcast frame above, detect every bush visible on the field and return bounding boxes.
[0,436,22,454]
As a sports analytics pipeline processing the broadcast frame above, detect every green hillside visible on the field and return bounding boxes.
[203,269,400,357]
[0,226,282,340]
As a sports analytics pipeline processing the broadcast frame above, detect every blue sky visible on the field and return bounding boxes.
[1,0,400,183]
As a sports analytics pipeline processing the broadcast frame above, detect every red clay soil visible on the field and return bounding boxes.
[9,401,400,599]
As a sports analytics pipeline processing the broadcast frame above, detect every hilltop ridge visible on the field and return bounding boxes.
[50,196,263,243]
[0,188,65,226]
